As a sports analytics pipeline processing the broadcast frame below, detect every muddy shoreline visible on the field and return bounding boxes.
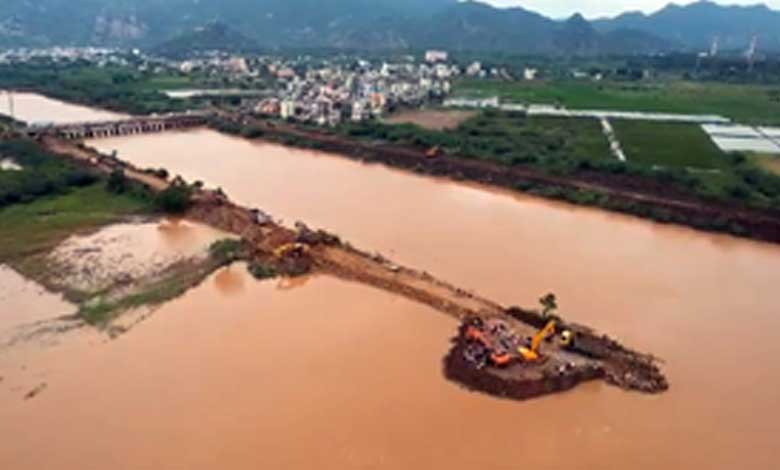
[228,118,780,244]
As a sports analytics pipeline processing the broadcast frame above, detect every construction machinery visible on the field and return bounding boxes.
[560,330,574,348]
[273,242,310,259]
[518,320,556,362]
[463,317,563,368]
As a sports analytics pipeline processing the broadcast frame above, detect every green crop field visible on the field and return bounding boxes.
[611,120,727,169]
[454,79,780,126]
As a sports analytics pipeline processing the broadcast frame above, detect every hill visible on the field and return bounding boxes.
[153,22,260,57]
[594,1,780,51]
[0,0,774,54]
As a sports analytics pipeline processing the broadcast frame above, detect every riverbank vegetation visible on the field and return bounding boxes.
[0,138,224,328]
[0,139,99,208]
[0,62,195,115]
[0,184,152,266]
[454,79,780,126]
[209,112,780,241]
[343,111,612,166]
[333,109,780,210]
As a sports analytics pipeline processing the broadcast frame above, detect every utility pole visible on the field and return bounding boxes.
[747,35,758,73]
[709,36,719,58]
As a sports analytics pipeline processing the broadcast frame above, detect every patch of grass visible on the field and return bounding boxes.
[748,153,780,175]
[209,238,243,264]
[612,120,727,169]
[130,75,195,92]
[454,79,780,126]
[78,258,221,326]
[0,183,153,263]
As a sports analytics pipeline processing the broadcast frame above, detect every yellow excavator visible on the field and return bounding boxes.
[518,320,557,362]
[273,243,310,259]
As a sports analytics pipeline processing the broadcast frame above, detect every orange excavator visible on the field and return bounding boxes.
[464,318,559,367]
[465,324,513,366]
[426,146,442,159]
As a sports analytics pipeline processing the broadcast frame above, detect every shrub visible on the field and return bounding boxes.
[248,262,278,280]
[106,169,128,194]
[155,185,192,213]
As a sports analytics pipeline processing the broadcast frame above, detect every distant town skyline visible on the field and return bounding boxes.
[480,0,780,19]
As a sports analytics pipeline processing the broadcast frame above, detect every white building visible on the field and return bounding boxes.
[351,101,368,122]
[524,68,538,81]
[466,62,483,76]
[425,50,448,63]
[280,100,296,119]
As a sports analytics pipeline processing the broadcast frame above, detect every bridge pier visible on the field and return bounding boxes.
[36,113,209,140]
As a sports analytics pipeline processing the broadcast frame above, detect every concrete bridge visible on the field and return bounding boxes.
[27,112,210,140]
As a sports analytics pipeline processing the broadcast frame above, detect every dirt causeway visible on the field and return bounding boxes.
[39,135,668,400]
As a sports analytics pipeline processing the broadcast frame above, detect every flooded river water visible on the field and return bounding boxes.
[0,91,127,125]
[3,99,780,469]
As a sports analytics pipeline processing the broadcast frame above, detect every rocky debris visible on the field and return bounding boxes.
[294,222,340,246]
[251,208,273,225]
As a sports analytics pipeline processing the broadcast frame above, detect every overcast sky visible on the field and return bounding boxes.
[480,0,780,19]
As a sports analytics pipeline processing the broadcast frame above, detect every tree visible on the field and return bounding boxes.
[539,293,558,317]
[155,185,192,213]
[106,169,127,194]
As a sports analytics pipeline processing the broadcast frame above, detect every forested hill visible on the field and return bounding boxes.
[1,0,777,54]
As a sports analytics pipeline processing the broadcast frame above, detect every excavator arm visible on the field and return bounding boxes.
[518,320,556,362]
[531,320,556,352]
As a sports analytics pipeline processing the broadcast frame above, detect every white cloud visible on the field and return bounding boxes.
[479,0,780,19]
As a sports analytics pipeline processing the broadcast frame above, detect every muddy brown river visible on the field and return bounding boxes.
[0,91,127,125]
[3,98,780,469]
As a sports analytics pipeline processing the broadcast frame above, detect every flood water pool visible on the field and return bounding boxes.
[3,96,780,469]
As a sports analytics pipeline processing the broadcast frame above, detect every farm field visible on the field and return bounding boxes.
[612,120,727,169]
[454,79,780,126]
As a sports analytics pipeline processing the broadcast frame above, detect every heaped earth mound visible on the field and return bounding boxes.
[444,309,668,401]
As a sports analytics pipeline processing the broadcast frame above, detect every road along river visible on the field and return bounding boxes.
[3,96,780,469]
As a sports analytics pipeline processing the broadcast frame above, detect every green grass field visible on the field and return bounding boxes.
[0,184,152,263]
[612,120,727,169]
[454,80,780,126]
[343,110,612,166]
[456,113,613,163]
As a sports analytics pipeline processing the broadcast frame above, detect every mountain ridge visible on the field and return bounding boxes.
[0,0,777,54]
